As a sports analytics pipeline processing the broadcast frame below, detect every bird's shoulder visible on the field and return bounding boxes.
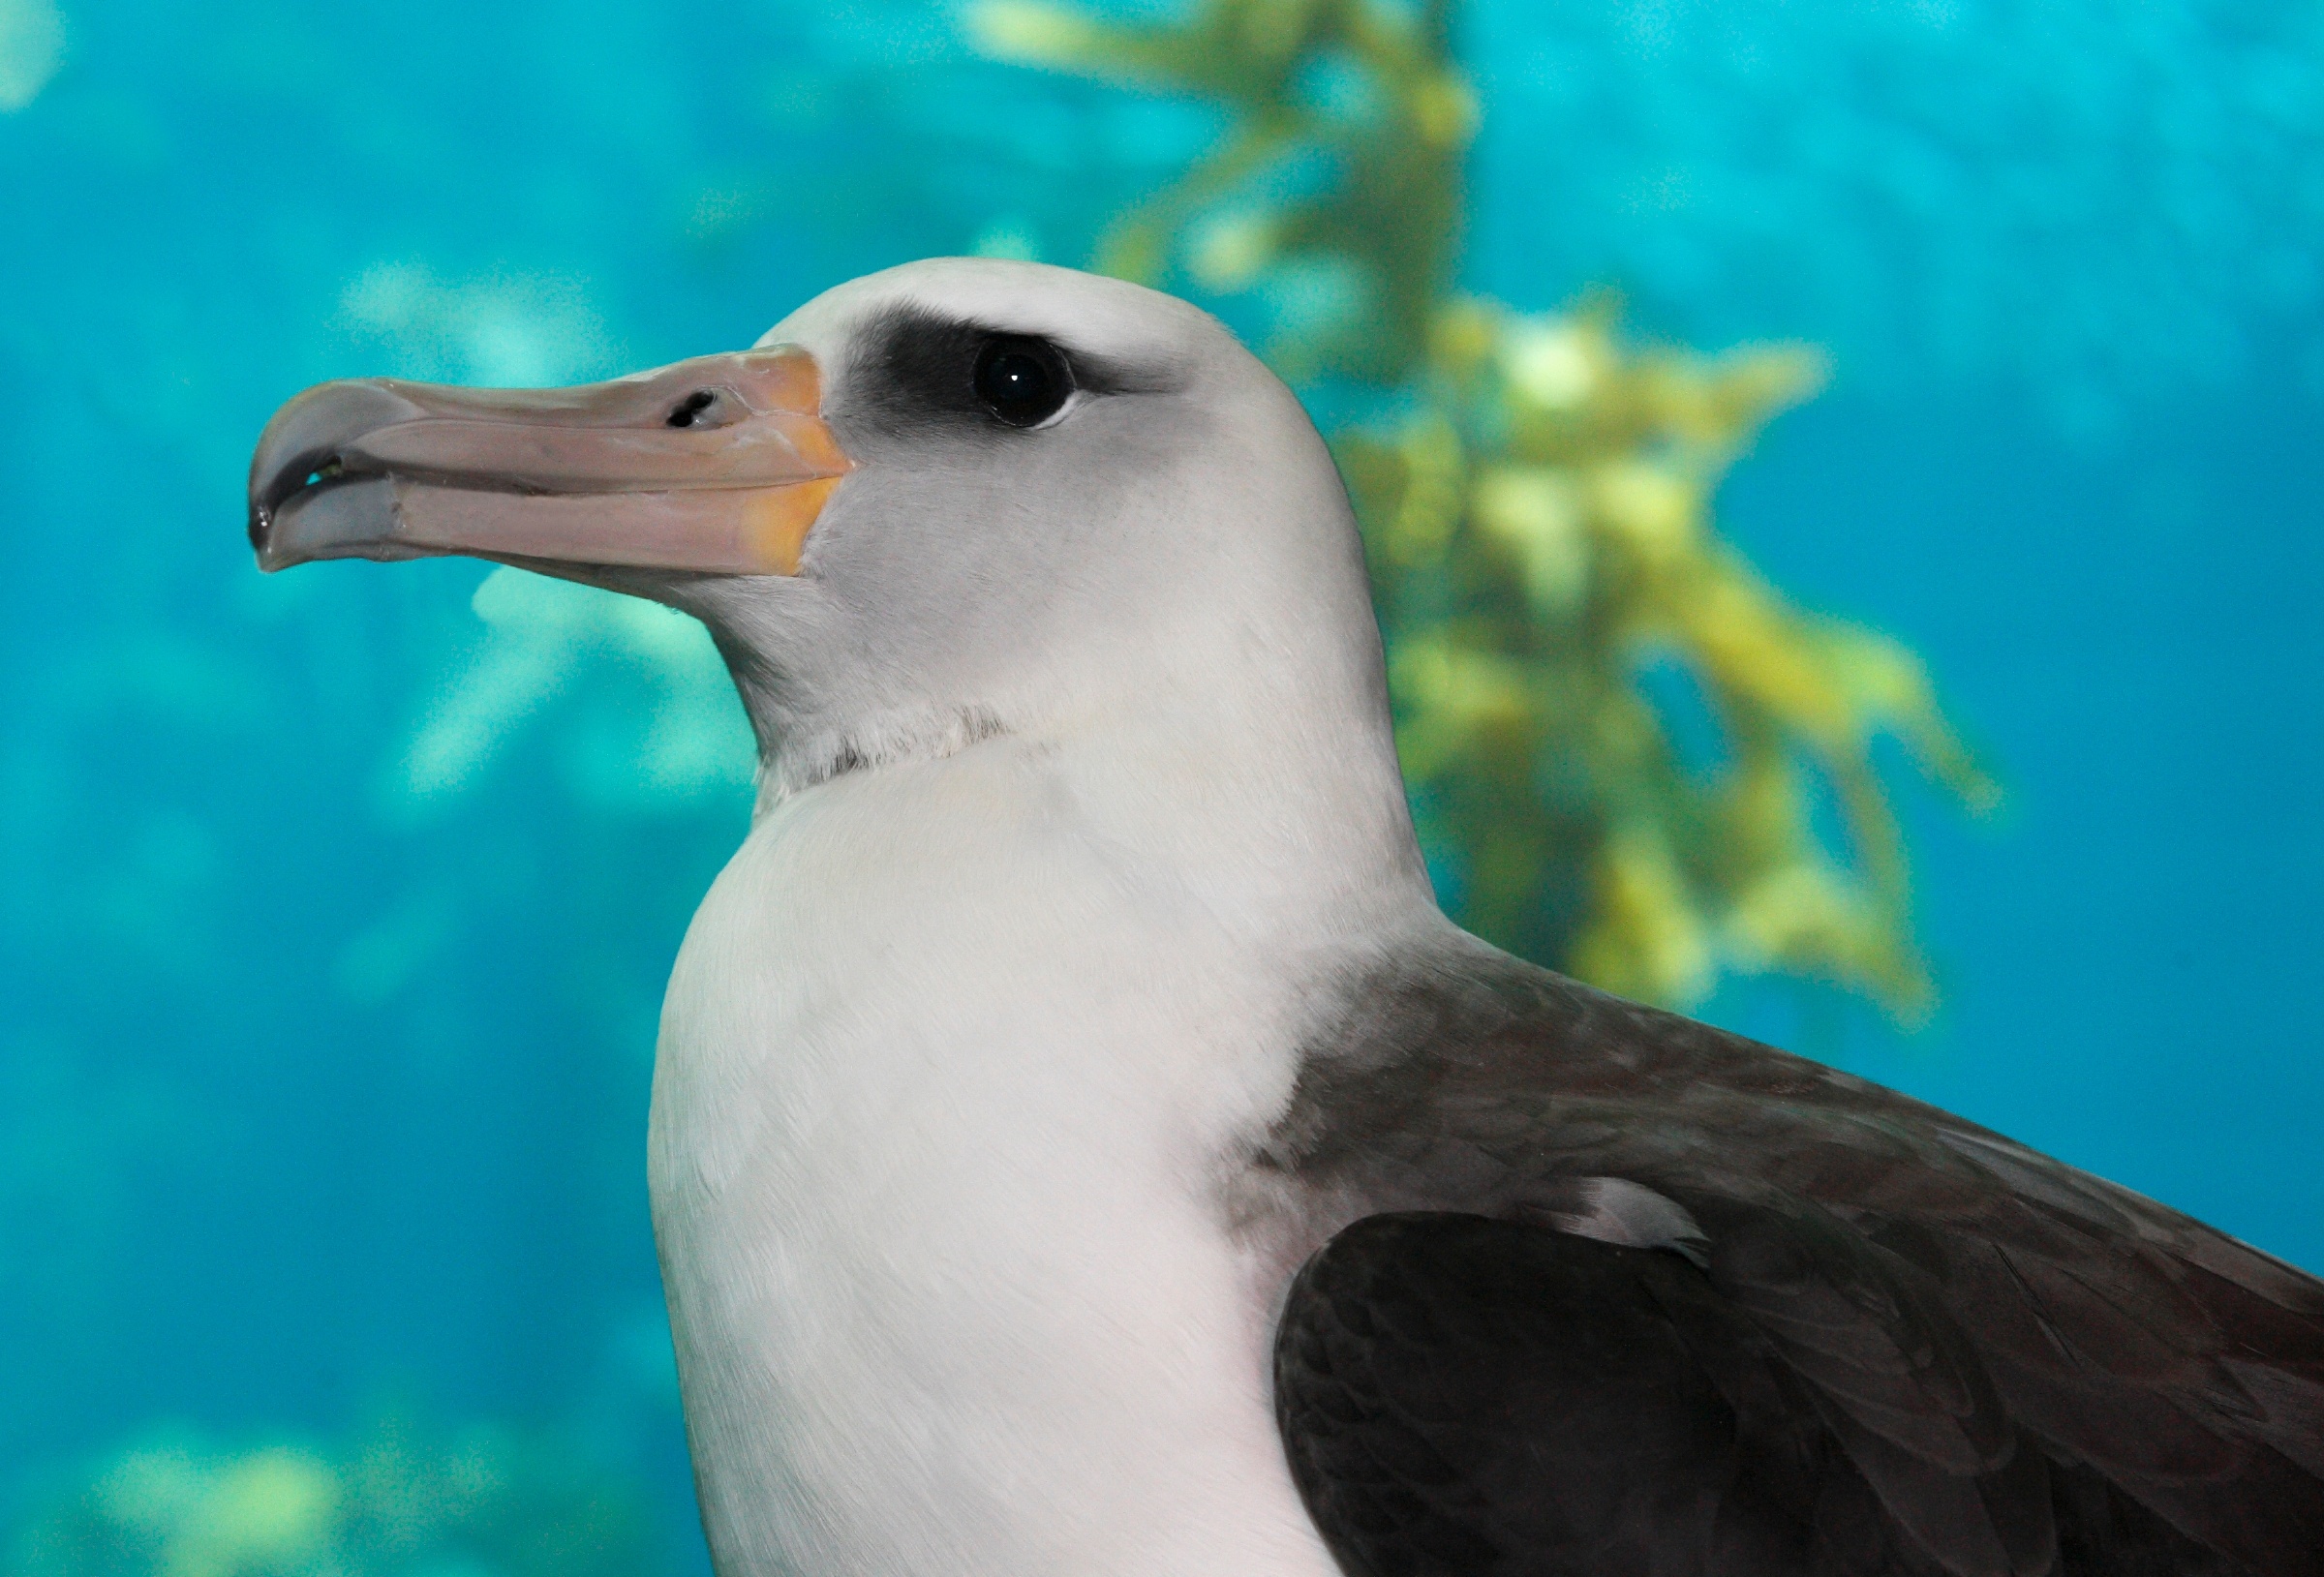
[1249,932,2324,1576]
[1256,929,2303,1289]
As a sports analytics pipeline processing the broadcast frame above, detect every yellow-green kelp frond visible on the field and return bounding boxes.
[1347,298,1996,1016]
[971,0,1473,382]
[8,1419,665,1577]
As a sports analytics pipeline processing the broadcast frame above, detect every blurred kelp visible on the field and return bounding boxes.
[397,569,750,815]
[973,0,1994,1016]
[9,1419,665,1577]
[0,0,66,113]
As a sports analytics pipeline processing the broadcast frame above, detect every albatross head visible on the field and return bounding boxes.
[250,259,1419,883]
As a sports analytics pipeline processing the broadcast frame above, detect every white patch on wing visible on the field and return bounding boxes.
[1541,1176,1711,1265]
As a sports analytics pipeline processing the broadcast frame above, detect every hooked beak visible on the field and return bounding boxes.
[247,348,853,576]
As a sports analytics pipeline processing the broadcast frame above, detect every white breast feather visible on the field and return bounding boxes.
[649,738,1346,1577]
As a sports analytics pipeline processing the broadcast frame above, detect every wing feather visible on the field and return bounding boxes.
[1259,941,2324,1575]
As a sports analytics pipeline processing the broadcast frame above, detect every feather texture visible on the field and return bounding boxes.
[1256,932,2324,1575]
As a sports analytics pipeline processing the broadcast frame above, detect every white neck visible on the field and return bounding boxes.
[649,706,1431,1577]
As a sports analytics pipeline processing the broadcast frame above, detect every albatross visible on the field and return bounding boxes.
[250,259,2324,1577]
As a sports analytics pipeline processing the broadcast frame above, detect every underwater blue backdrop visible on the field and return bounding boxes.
[3,0,2319,1566]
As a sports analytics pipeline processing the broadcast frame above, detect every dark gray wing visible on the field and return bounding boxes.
[1255,933,2324,1576]
[1277,1212,1945,1575]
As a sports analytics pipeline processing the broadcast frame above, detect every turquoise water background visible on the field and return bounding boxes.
[3,0,2320,1564]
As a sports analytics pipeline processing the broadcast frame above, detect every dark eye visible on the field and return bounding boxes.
[972,337,1072,428]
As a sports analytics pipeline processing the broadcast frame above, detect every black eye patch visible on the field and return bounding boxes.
[842,304,1149,441]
